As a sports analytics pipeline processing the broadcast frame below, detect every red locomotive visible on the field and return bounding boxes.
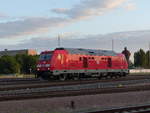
[36,48,129,80]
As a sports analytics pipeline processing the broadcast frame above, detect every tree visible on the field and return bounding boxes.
[134,49,146,68]
[15,54,39,74]
[145,51,150,68]
[0,56,20,74]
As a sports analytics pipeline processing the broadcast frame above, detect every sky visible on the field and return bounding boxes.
[0,0,150,57]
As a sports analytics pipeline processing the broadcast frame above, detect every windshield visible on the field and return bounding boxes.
[39,53,52,61]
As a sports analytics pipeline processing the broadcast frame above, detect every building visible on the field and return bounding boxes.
[0,49,37,57]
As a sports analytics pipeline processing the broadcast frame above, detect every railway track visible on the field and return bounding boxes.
[0,75,150,101]
[0,74,149,86]
[84,104,150,113]
[0,78,44,85]
[0,76,145,90]
[1,78,150,101]
[0,84,150,101]
[0,75,150,91]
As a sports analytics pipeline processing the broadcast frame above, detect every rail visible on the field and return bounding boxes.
[0,79,150,95]
[82,104,150,113]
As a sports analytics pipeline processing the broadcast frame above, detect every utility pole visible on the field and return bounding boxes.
[58,35,60,47]
[149,42,150,67]
[112,39,114,51]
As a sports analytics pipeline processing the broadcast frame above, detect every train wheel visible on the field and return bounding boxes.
[98,76,102,80]
[73,74,79,80]
[36,72,41,78]
[123,73,127,77]
[59,74,67,81]
[73,76,79,80]
[98,73,103,80]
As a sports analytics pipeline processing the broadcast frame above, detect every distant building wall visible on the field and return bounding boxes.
[130,69,150,73]
[28,49,37,56]
[0,49,37,57]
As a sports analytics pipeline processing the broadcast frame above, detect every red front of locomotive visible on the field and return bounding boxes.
[36,49,69,78]
[36,51,53,77]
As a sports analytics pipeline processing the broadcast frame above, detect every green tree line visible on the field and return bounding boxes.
[0,54,39,74]
[134,49,150,68]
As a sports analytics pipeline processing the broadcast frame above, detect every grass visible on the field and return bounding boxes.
[0,74,36,78]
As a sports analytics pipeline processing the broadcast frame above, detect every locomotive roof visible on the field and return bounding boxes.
[56,48,118,56]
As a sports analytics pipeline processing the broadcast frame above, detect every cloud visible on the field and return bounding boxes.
[124,3,136,11]
[52,0,127,20]
[1,30,150,55]
[0,17,69,38]
[0,13,8,18]
[0,0,134,39]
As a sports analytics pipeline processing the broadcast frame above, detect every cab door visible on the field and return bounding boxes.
[83,57,88,68]
[107,58,112,68]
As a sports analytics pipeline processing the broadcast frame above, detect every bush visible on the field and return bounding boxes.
[0,55,20,74]
[15,54,39,74]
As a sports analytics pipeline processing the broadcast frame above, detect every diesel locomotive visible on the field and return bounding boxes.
[36,48,129,80]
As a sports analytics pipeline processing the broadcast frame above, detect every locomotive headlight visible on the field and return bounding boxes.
[45,64,50,67]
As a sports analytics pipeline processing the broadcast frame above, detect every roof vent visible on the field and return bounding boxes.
[78,48,83,51]
[55,48,64,50]
[89,51,94,53]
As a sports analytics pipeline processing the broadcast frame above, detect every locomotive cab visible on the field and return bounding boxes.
[36,51,53,79]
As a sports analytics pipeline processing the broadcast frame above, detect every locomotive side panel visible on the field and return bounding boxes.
[52,52,128,76]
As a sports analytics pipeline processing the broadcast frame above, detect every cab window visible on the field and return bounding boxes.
[39,54,52,60]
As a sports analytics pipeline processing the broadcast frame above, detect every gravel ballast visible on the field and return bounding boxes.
[0,91,150,113]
